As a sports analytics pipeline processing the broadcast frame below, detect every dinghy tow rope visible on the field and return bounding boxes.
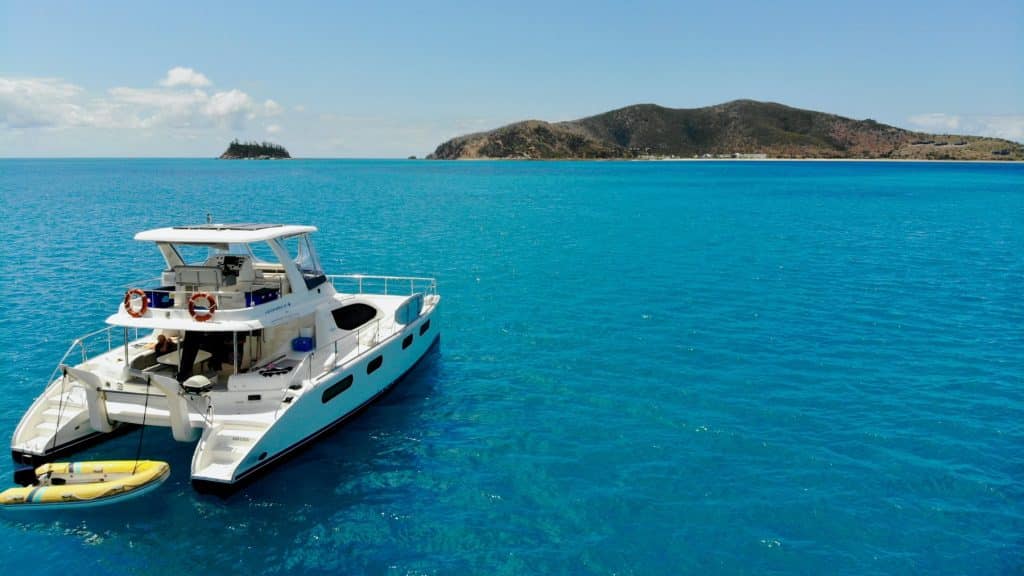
[50,366,70,453]
[133,375,152,475]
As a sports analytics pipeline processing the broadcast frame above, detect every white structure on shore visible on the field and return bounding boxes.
[698,152,769,159]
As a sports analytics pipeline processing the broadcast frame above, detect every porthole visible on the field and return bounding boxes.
[419,319,431,336]
[367,355,383,375]
[321,375,353,403]
[402,334,414,349]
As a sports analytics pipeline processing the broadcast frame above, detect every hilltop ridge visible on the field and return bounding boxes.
[428,100,1023,160]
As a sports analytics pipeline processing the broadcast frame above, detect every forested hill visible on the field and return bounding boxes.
[428,100,1024,160]
[219,140,291,159]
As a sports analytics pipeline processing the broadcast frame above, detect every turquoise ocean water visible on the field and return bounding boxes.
[0,159,1021,574]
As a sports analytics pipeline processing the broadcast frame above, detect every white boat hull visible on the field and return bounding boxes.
[10,220,441,494]
[12,288,440,493]
[192,328,440,491]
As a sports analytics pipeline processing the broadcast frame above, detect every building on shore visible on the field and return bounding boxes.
[698,152,769,159]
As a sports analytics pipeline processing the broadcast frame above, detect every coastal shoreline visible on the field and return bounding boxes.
[427,156,1024,164]
[632,157,1024,164]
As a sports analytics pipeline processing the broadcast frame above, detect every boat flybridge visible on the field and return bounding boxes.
[11,223,439,492]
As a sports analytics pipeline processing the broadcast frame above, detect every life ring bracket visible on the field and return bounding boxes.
[124,289,148,318]
[188,292,217,322]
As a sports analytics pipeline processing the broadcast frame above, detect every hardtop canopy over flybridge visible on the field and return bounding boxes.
[12,222,440,492]
[110,223,328,332]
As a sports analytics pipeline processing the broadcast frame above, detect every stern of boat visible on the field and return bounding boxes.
[190,421,272,490]
[11,372,106,465]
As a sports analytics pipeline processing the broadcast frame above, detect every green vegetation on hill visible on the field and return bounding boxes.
[219,139,291,159]
[427,100,1024,160]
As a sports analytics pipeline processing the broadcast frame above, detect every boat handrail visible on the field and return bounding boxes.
[124,276,285,291]
[114,274,435,317]
[326,274,437,297]
[117,284,286,313]
[43,325,145,389]
[273,317,395,419]
[124,276,164,289]
[129,274,437,295]
[304,316,398,386]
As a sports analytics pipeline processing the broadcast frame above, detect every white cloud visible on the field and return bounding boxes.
[264,99,282,116]
[908,112,1024,142]
[967,115,1024,142]
[107,86,253,129]
[109,86,208,108]
[160,66,212,88]
[0,70,285,135]
[204,89,253,119]
[266,124,282,134]
[908,113,960,131]
[0,77,90,128]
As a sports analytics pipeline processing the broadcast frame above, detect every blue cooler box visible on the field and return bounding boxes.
[292,337,314,352]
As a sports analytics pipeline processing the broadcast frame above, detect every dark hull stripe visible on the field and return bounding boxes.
[11,425,138,466]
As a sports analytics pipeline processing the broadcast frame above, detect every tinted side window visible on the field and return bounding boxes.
[367,355,383,374]
[332,303,377,330]
[419,319,431,336]
[321,375,353,403]
[402,334,413,349]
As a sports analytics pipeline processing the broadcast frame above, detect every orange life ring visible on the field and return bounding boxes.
[188,292,217,322]
[124,288,148,318]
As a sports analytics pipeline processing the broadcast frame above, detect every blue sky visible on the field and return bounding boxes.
[1,0,1021,157]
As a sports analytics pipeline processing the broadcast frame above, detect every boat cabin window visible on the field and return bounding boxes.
[164,241,289,296]
[366,355,383,374]
[332,303,378,330]
[170,242,277,266]
[172,244,216,266]
[282,234,326,289]
[234,242,278,265]
[321,375,354,403]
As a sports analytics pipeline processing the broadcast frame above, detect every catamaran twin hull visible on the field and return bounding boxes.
[10,223,440,491]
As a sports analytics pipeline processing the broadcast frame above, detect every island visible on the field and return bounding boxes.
[219,139,291,160]
[427,100,1024,161]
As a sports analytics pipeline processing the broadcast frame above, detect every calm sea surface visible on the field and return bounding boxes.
[0,159,1021,574]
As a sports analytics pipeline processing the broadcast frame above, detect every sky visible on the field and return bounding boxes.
[1,0,1021,157]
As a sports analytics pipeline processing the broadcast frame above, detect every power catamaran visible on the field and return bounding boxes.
[10,223,440,492]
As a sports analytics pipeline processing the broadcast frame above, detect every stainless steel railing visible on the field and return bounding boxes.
[302,316,399,384]
[121,279,284,313]
[118,274,435,318]
[271,317,398,419]
[44,325,146,388]
[327,274,436,297]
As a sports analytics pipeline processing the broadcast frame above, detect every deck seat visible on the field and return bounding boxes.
[174,265,223,289]
[130,351,158,370]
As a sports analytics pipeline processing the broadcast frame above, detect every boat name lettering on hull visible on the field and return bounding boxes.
[264,303,289,315]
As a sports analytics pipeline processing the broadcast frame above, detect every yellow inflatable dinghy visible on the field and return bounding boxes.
[1,460,169,509]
